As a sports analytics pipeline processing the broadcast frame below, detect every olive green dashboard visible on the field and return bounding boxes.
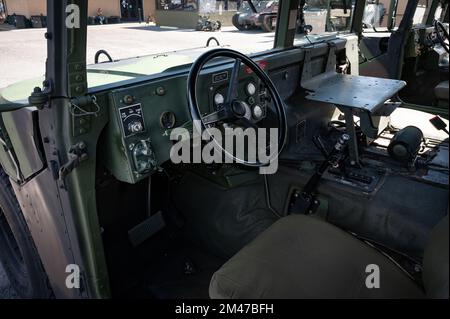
[100,63,263,184]
[98,40,348,184]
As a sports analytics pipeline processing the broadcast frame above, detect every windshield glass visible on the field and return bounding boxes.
[86,0,280,88]
[0,0,356,92]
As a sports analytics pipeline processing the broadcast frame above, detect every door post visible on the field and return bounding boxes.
[274,0,300,49]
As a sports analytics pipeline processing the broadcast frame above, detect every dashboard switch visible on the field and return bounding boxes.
[129,121,144,134]
[156,86,166,96]
[119,103,146,137]
[123,95,135,104]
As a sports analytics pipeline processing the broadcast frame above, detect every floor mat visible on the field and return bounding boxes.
[110,226,225,299]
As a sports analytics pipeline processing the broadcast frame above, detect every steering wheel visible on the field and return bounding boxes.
[434,20,449,53]
[187,48,287,167]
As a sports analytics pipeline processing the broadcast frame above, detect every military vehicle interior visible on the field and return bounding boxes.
[0,0,448,299]
[88,2,448,298]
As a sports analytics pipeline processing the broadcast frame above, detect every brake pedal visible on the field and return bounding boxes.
[128,211,166,247]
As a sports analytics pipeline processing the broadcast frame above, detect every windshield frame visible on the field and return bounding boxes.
[55,0,367,95]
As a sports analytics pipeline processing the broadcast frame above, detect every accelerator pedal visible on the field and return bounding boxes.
[128,211,166,247]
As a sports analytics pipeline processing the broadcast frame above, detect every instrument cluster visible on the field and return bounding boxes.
[209,73,270,124]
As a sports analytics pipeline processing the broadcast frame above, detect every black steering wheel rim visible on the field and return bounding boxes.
[187,48,287,167]
[434,20,449,53]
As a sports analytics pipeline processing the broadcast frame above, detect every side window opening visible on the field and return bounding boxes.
[362,0,445,31]
[295,0,355,45]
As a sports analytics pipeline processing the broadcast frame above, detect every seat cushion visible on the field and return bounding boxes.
[210,215,424,299]
[435,81,449,101]
[423,215,449,299]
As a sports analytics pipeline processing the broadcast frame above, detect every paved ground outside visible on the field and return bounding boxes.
[0,22,275,89]
[0,22,274,298]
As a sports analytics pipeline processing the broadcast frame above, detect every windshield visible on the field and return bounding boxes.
[85,0,280,88]
[86,0,356,89]
[0,0,358,92]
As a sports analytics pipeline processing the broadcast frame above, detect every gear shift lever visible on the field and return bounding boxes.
[289,134,350,215]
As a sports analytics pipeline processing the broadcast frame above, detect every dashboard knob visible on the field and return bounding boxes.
[129,121,144,134]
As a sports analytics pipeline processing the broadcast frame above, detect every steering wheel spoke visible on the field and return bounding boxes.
[226,58,242,104]
[202,107,232,125]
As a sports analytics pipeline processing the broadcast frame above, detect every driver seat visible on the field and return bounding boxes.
[209,214,448,299]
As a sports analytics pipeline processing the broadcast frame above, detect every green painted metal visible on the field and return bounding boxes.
[55,0,111,298]
[274,0,300,48]
[350,0,366,36]
[387,0,398,30]
[0,117,19,181]
[0,0,447,299]
[1,110,42,180]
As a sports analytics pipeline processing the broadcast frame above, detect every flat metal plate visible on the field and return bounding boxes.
[304,74,406,113]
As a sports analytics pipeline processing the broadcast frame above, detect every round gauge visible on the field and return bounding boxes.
[253,105,263,119]
[160,111,176,129]
[246,82,257,96]
[214,93,225,105]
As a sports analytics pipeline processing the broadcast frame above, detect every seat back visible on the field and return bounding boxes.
[423,215,449,299]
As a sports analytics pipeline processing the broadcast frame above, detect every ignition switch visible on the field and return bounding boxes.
[129,121,144,134]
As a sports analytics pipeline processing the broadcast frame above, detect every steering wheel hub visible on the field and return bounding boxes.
[231,100,248,117]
